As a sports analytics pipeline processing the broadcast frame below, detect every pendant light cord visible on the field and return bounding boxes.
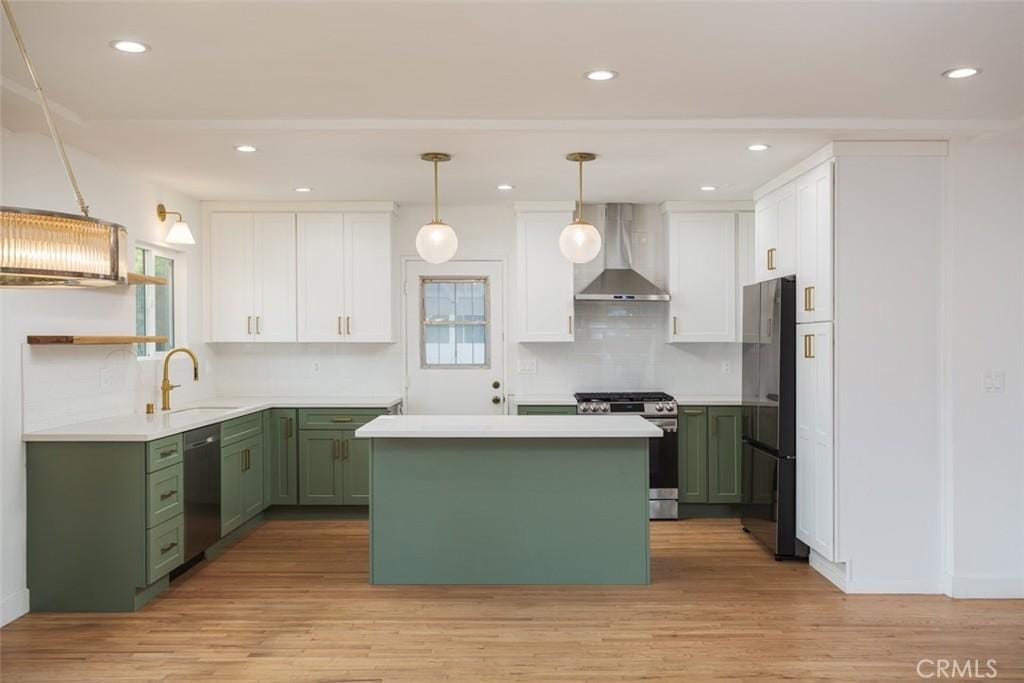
[577,159,584,223]
[433,160,440,223]
[2,0,90,216]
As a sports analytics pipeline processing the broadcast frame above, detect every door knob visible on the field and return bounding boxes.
[492,380,501,389]
[491,396,502,405]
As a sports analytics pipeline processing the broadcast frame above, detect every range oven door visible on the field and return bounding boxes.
[648,418,679,520]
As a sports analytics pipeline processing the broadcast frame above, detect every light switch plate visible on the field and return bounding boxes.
[721,361,732,375]
[983,370,1005,393]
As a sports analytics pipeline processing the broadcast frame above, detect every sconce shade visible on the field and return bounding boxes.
[165,220,195,245]
[0,206,128,287]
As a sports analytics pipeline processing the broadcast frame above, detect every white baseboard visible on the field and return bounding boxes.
[845,577,945,594]
[1,588,29,626]
[949,574,1024,599]
[809,550,849,592]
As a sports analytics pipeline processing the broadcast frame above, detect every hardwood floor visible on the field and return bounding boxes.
[2,518,1022,682]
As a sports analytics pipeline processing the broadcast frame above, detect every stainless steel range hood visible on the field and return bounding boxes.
[575,204,670,301]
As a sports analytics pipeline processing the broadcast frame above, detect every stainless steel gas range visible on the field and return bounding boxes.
[574,392,679,520]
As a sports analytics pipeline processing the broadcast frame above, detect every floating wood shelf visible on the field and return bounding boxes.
[27,335,169,345]
[126,272,168,286]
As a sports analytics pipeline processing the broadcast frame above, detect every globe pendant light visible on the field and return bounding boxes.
[0,0,129,287]
[559,152,602,264]
[415,153,458,264]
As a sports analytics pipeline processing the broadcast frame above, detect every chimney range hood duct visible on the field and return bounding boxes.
[575,204,670,301]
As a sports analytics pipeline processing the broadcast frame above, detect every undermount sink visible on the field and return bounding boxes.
[167,406,240,417]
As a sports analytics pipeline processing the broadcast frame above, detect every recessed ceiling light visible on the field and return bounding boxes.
[585,69,618,81]
[294,187,312,193]
[235,145,257,153]
[700,185,717,192]
[497,184,515,191]
[110,40,149,53]
[943,67,980,79]
[747,143,770,152]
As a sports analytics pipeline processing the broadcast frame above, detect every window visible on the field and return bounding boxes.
[135,245,176,357]
[421,277,489,368]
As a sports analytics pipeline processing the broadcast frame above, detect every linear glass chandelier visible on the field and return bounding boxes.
[0,0,128,287]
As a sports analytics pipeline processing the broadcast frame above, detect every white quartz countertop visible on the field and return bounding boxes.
[355,415,662,439]
[508,394,577,407]
[22,395,403,442]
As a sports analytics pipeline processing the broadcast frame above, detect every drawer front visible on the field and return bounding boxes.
[147,514,184,584]
[517,405,578,416]
[298,408,384,430]
[147,462,184,528]
[146,434,183,472]
[221,413,263,446]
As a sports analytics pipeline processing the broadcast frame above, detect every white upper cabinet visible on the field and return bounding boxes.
[209,213,256,342]
[252,213,297,342]
[664,211,737,342]
[795,161,834,323]
[754,181,796,282]
[297,213,346,342]
[796,321,835,561]
[516,204,575,342]
[296,211,394,343]
[343,212,393,343]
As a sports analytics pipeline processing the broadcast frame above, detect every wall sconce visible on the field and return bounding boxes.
[157,204,195,245]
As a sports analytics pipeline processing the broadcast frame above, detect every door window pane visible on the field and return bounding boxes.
[421,277,489,368]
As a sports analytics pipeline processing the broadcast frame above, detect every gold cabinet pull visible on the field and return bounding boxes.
[333,439,341,460]
[247,316,252,335]
[710,416,718,436]
[158,448,176,458]
[767,247,777,271]
[160,542,178,554]
[331,416,353,423]
[568,315,573,335]
[342,440,349,461]
[803,334,815,359]
[346,316,352,335]
[285,416,293,438]
[672,315,678,336]
[160,489,177,500]
[804,286,815,312]
[338,315,343,335]
[256,316,261,335]
[682,408,704,416]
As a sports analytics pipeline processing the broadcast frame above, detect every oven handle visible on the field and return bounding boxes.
[647,418,678,432]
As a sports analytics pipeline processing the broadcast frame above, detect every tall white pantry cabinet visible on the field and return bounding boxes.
[755,142,947,589]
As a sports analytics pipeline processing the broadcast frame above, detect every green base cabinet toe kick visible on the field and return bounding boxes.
[26,404,393,613]
[678,406,743,513]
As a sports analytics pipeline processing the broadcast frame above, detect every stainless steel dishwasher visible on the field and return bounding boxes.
[182,424,221,561]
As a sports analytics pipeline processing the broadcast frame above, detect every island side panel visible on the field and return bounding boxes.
[370,437,649,585]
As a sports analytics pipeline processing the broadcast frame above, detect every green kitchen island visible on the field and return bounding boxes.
[355,414,660,585]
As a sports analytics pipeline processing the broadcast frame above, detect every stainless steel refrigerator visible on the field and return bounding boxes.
[740,276,808,560]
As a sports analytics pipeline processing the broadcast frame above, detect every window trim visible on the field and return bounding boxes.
[419,275,491,369]
[134,242,185,359]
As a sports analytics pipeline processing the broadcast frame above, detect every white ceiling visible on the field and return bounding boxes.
[2,1,1022,203]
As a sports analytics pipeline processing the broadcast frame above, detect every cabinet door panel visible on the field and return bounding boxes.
[678,408,708,503]
[754,200,776,283]
[707,407,742,503]
[253,213,297,341]
[342,432,370,505]
[298,431,344,504]
[516,210,575,342]
[344,213,393,342]
[796,162,833,323]
[667,212,736,342]
[220,441,244,536]
[775,183,797,276]
[241,437,264,521]
[209,213,254,342]
[297,213,346,341]
[266,409,298,505]
[796,322,835,560]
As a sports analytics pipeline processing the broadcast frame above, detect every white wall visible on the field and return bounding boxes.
[211,203,741,402]
[0,129,209,625]
[943,136,1024,597]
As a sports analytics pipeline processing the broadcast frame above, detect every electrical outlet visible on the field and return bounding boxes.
[983,370,1005,393]
[517,359,538,375]
[99,368,112,390]
[720,361,732,375]
[312,361,321,374]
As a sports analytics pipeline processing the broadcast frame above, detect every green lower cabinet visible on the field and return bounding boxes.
[342,432,371,504]
[707,407,743,503]
[222,434,263,536]
[298,430,346,504]
[517,405,578,416]
[265,409,298,505]
[678,408,709,503]
[678,405,743,508]
[146,514,185,584]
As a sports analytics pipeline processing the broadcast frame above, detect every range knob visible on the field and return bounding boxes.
[601,403,610,412]
[581,403,591,413]
[655,403,665,412]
